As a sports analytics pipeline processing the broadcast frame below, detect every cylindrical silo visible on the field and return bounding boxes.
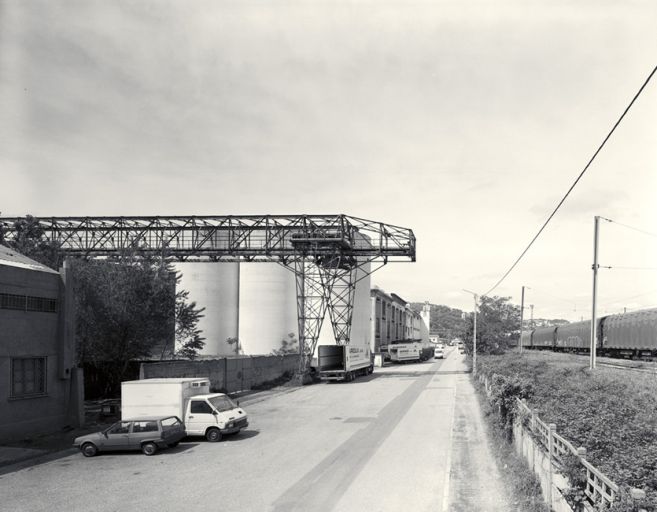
[238,263,298,355]
[175,262,239,357]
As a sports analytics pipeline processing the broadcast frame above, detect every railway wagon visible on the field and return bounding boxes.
[555,320,591,351]
[532,326,556,349]
[601,308,657,357]
[520,330,533,348]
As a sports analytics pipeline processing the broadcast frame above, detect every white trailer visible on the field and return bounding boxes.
[121,378,248,442]
[317,343,373,381]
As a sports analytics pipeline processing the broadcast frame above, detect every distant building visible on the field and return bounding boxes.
[0,245,83,441]
[370,287,429,353]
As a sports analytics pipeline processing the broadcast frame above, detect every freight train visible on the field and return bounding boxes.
[521,308,657,358]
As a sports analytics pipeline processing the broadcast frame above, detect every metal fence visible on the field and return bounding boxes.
[515,397,618,508]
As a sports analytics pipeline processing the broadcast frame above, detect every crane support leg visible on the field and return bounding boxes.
[293,259,330,377]
[326,266,358,344]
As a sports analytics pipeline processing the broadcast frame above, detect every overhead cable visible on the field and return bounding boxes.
[483,63,657,297]
[607,218,657,239]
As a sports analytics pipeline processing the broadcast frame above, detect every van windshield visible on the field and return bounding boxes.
[208,396,238,412]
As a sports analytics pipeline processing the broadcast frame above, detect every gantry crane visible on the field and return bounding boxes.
[0,214,416,375]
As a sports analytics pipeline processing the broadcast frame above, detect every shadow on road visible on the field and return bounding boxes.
[223,429,260,442]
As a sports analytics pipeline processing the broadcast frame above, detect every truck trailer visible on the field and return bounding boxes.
[317,344,373,382]
[121,378,248,442]
[387,340,434,363]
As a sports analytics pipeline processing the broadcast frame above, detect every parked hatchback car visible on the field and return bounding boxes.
[73,416,185,457]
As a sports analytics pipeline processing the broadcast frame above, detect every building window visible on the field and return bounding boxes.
[1,293,57,313]
[11,357,47,398]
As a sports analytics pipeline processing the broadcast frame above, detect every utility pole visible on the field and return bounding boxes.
[530,304,534,329]
[463,289,478,376]
[591,215,600,370]
[519,286,525,353]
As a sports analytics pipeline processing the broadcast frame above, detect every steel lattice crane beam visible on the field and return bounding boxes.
[0,214,416,375]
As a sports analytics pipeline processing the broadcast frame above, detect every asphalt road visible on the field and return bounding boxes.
[1,349,510,511]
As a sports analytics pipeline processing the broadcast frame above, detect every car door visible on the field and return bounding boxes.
[185,399,216,435]
[103,421,133,450]
[130,420,160,449]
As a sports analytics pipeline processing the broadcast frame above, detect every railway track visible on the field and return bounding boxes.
[597,361,657,374]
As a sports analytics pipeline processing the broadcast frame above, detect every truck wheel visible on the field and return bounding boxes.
[141,442,157,456]
[206,428,222,442]
[81,443,98,457]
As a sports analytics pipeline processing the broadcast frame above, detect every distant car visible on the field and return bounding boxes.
[434,347,444,359]
[73,416,185,457]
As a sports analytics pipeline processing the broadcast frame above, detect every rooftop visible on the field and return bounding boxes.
[0,244,58,274]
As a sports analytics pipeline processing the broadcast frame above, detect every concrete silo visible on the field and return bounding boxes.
[175,262,239,357]
[238,263,298,355]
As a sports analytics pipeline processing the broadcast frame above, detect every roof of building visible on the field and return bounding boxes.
[390,292,409,306]
[0,244,59,274]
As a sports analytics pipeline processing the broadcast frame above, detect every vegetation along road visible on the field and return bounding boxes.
[0,349,511,512]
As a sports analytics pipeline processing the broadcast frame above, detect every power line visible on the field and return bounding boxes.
[607,218,657,239]
[607,266,657,270]
[601,289,657,305]
[483,63,657,297]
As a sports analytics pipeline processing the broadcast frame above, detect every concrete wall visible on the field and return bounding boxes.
[512,419,574,512]
[140,354,298,394]
[0,259,81,442]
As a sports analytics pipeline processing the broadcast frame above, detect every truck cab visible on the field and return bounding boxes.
[185,393,248,442]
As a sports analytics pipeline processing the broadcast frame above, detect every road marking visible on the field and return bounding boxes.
[270,365,437,512]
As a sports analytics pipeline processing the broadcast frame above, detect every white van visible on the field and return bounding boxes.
[121,378,248,442]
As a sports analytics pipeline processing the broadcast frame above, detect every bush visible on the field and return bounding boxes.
[478,352,657,509]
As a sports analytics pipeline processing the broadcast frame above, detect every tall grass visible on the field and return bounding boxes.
[478,352,657,508]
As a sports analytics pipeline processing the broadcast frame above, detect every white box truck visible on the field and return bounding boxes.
[121,378,248,442]
[317,344,373,381]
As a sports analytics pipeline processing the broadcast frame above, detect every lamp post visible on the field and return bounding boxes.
[519,286,525,353]
[463,289,478,376]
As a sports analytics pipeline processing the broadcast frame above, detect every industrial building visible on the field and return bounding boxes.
[370,287,429,353]
[0,245,83,441]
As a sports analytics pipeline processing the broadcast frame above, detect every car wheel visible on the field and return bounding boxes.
[168,441,180,448]
[206,428,222,442]
[141,442,157,456]
[81,443,98,457]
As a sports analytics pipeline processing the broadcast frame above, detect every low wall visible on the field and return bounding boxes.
[140,354,298,393]
[513,418,573,512]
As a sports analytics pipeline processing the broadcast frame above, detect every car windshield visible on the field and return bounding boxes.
[208,396,238,412]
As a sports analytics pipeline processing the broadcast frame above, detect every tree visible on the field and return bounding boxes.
[459,296,520,354]
[2,215,206,391]
[226,337,240,356]
[1,215,63,270]
[173,287,206,360]
[410,302,466,340]
[73,258,177,390]
[272,333,299,355]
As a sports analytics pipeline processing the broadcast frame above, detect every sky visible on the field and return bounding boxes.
[1,0,656,321]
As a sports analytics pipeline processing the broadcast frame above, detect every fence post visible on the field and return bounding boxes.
[548,423,556,509]
[531,409,538,433]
